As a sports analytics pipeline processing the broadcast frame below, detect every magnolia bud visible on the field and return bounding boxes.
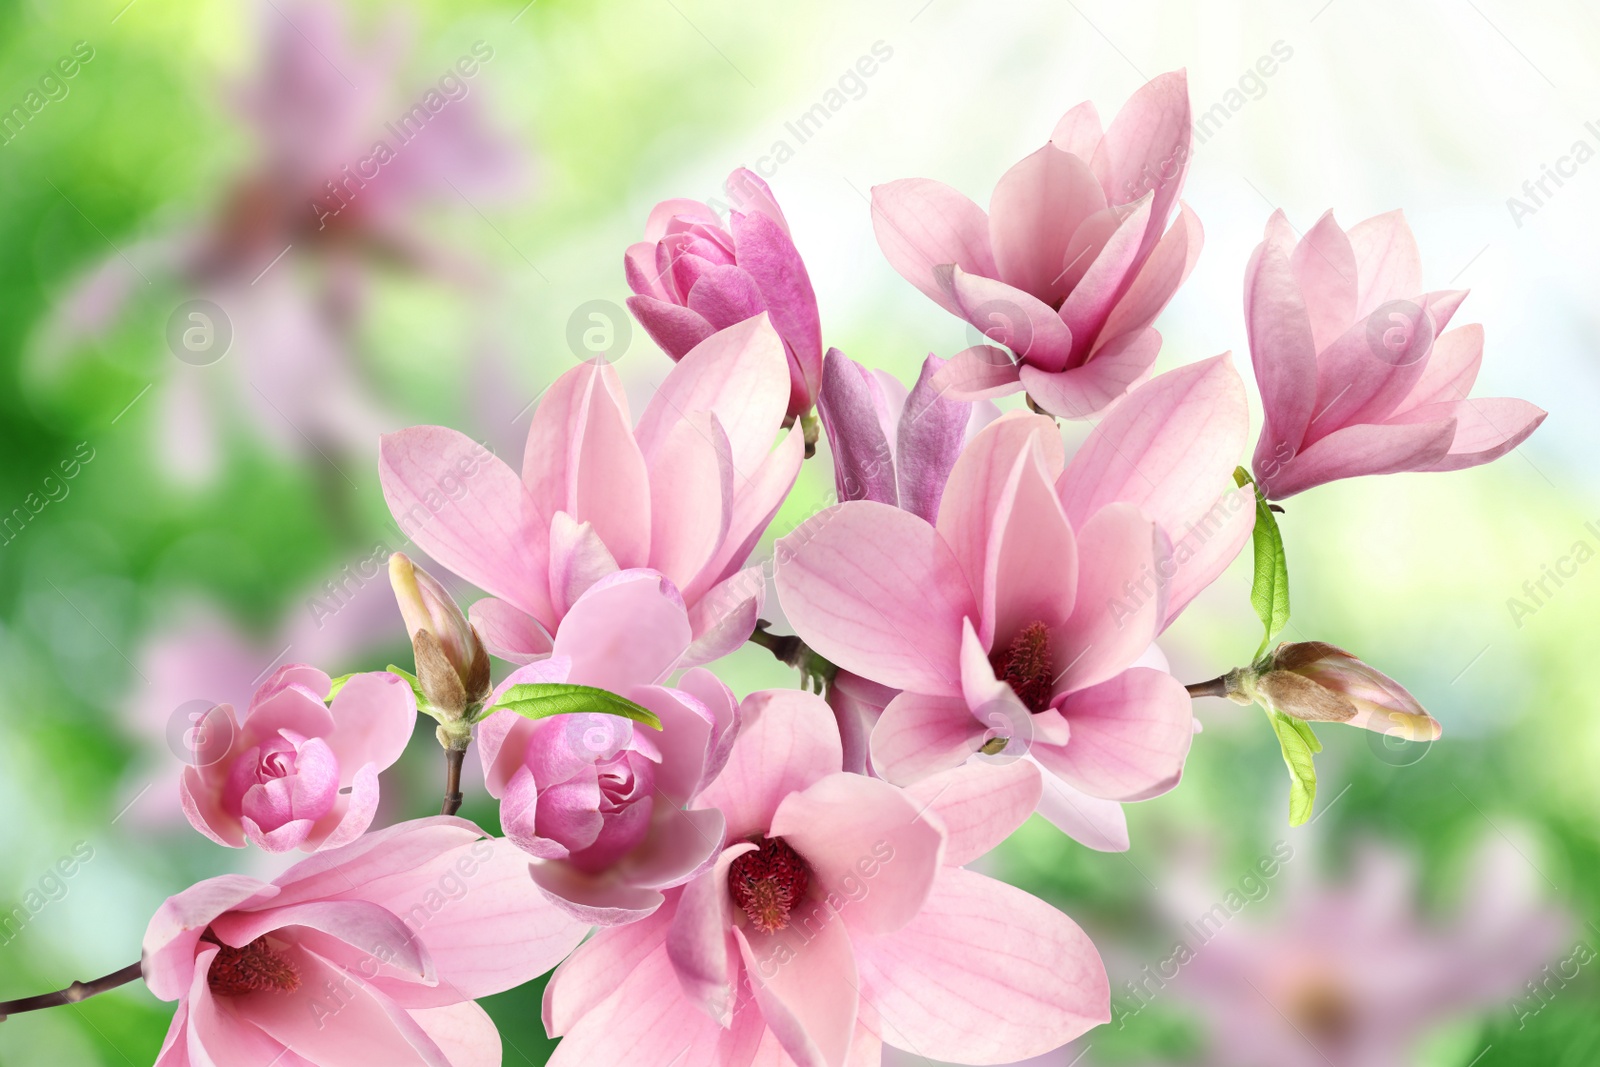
[389,553,492,720]
[1249,642,1440,743]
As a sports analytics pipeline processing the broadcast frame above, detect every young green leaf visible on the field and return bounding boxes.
[1267,708,1321,826]
[485,682,663,730]
[385,664,429,708]
[1234,467,1290,662]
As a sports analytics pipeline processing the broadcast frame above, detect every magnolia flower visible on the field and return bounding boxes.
[143,816,590,1067]
[625,168,823,420]
[180,665,415,853]
[389,552,491,721]
[541,690,1108,1066]
[477,570,739,925]
[871,71,1201,419]
[1242,642,1441,743]
[1169,838,1569,1067]
[380,316,803,669]
[1247,210,1545,498]
[776,411,1195,852]
[40,0,525,482]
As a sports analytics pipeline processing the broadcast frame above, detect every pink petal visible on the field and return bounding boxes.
[1160,485,1257,628]
[870,691,987,785]
[1347,209,1422,318]
[897,353,978,524]
[1263,417,1457,499]
[645,198,723,242]
[1050,100,1105,160]
[927,344,1024,401]
[692,423,805,598]
[1036,667,1192,801]
[776,502,972,696]
[1056,353,1249,535]
[936,412,1065,603]
[1394,397,1546,472]
[529,861,666,927]
[1019,326,1161,419]
[210,899,428,982]
[771,772,944,935]
[987,145,1107,307]
[477,656,572,796]
[871,178,997,316]
[626,294,715,360]
[979,432,1080,650]
[828,670,896,777]
[467,597,553,665]
[1291,211,1359,352]
[673,668,742,791]
[1035,773,1129,851]
[903,760,1043,867]
[1058,197,1153,356]
[306,761,381,851]
[1245,211,1319,461]
[408,1003,501,1067]
[697,689,842,839]
[685,264,767,331]
[1394,324,1483,413]
[269,817,487,908]
[379,427,552,627]
[615,803,726,891]
[648,412,734,593]
[856,867,1109,1061]
[1051,502,1161,694]
[184,947,299,1065]
[727,168,790,233]
[733,208,823,406]
[1090,69,1191,233]
[143,874,277,1000]
[1095,201,1204,348]
[735,916,858,1067]
[323,671,416,775]
[547,511,623,619]
[552,570,692,688]
[948,268,1076,372]
[522,360,651,569]
[683,566,765,667]
[1307,290,1462,433]
[625,240,671,302]
[818,348,899,508]
[543,904,674,1036]
[667,842,758,1025]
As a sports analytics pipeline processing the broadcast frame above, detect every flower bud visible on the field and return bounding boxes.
[1250,642,1441,743]
[389,552,491,720]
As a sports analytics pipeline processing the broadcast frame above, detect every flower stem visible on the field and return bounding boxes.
[1185,676,1232,699]
[440,747,465,816]
[0,962,143,1021]
[749,620,836,694]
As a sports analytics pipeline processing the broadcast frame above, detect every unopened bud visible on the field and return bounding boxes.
[389,553,491,719]
[1247,642,1440,743]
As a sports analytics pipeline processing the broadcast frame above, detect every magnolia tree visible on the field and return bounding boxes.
[0,72,1545,1067]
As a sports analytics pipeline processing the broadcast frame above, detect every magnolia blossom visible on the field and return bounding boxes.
[477,570,739,925]
[390,552,492,720]
[1247,642,1441,743]
[541,690,1108,1066]
[379,315,804,668]
[179,666,416,853]
[1247,210,1545,498]
[626,168,823,419]
[871,71,1201,419]
[143,816,590,1067]
[1170,838,1568,1067]
[776,411,1199,851]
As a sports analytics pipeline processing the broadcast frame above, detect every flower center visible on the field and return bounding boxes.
[728,836,812,934]
[204,934,302,996]
[989,621,1055,713]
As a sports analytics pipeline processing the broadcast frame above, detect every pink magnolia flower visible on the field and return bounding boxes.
[380,315,804,669]
[871,71,1202,419]
[541,690,1109,1066]
[626,169,823,419]
[143,815,591,1067]
[477,569,739,926]
[776,410,1196,851]
[180,665,416,853]
[1169,838,1568,1067]
[1247,210,1545,498]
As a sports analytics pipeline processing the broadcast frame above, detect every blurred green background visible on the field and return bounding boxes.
[0,0,1596,1064]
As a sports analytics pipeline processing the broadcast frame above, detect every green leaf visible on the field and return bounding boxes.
[1267,709,1321,826]
[1234,468,1290,661]
[325,672,356,703]
[386,664,428,707]
[486,683,663,730]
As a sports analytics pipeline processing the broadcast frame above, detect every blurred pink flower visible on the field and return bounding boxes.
[476,570,739,926]
[144,815,589,1066]
[626,168,823,420]
[42,0,526,481]
[1171,838,1569,1067]
[380,316,803,668]
[1247,210,1545,498]
[542,691,1108,1066]
[872,71,1202,419]
[180,665,415,853]
[776,411,1195,852]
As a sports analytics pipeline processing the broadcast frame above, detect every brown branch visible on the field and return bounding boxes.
[1185,676,1234,699]
[0,962,143,1021]
[440,747,465,816]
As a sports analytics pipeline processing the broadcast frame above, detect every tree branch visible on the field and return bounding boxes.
[440,747,465,816]
[0,962,143,1021]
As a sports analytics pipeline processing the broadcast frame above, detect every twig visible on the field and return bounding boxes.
[440,747,465,816]
[0,963,143,1021]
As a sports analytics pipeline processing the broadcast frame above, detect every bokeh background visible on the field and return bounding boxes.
[1,0,1597,1064]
